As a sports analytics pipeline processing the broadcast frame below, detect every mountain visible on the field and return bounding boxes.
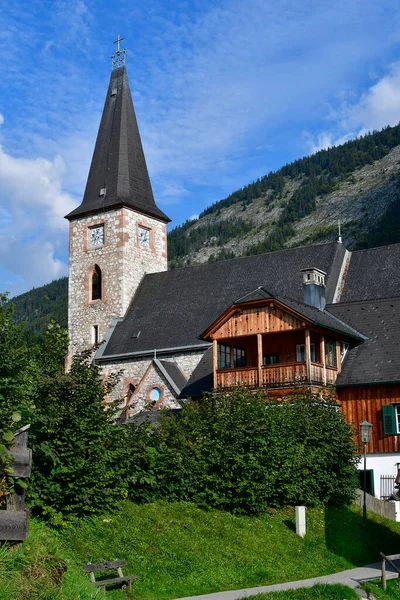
[10,277,68,344]
[168,124,400,267]
[9,123,400,341]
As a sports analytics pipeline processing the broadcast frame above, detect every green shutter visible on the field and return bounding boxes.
[382,404,397,435]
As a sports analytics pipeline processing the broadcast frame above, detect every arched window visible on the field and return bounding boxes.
[92,264,102,301]
[126,383,136,403]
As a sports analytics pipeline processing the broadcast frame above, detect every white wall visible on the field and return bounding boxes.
[357,452,400,498]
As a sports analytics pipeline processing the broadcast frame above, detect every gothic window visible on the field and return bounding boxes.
[92,264,102,301]
[126,383,136,403]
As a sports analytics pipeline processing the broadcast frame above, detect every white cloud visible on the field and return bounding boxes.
[308,132,353,154]
[344,63,400,134]
[308,63,400,153]
[0,143,76,294]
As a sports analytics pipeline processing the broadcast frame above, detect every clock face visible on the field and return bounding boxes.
[89,225,104,247]
[138,226,150,248]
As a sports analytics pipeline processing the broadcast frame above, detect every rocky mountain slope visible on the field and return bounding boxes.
[10,123,400,341]
[168,126,400,267]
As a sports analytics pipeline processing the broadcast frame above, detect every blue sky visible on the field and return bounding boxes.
[2,0,400,296]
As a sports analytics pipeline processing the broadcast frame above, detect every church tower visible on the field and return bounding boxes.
[65,45,170,355]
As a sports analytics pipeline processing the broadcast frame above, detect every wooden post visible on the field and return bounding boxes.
[382,556,387,590]
[305,329,311,383]
[336,340,342,374]
[1,424,31,542]
[212,339,218,388]
[320,335,326,386]
[257,334,263,387]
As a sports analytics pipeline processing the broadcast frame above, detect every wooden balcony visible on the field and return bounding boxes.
[216,361,337,390]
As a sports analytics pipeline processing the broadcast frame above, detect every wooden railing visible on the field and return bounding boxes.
[380,552,400,590]
[216,362,337,389]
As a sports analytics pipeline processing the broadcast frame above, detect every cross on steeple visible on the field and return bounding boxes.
[111,35,126,69]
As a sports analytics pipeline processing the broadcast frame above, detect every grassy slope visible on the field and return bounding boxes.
[2,501,400,600]
[248,585,359,599]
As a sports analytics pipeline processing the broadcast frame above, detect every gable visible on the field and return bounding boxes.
[213,304,305,340]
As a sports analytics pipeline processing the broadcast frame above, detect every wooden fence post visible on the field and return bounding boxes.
[0,424,31,541]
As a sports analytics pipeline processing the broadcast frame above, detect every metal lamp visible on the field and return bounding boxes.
[360,420,372,540]
[360,421,372,444]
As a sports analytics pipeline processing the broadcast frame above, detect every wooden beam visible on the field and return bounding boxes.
[305,328,311,383]
[257,333,263,387]
[213,339,218,389]
[336,340,342,374]
[320,335,326,386]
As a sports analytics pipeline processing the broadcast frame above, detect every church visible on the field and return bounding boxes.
[65,54,400,501]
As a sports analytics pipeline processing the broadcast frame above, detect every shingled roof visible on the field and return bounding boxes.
[100,242,346,358]
[341,243,400,302]
[328,298,400,386]
[65,67,170,223]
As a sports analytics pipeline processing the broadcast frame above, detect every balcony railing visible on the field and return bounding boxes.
[216,361,337,389]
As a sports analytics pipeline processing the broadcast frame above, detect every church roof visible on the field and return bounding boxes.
[340,243,400,302]
[329,298,400,386]
[99,242,346,358]
[65,67,170,223]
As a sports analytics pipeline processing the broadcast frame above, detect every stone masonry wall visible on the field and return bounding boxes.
[68,207,167,355]
[101,349,206,409]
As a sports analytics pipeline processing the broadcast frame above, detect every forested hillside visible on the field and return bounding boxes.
[168,123,400,266]
[11,277,68,344]
[10,123,400,341]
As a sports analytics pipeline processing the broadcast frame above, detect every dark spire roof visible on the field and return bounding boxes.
[65,66,170,223]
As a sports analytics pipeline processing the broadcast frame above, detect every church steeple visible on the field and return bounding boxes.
[66,65,170,223]
[67,44,169,356]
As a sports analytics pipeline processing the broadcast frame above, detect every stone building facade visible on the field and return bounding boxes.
[68,207,167,355]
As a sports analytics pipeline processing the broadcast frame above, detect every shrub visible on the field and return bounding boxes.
[0,294,36,507]
[27,323,129,522]
[148,387,358,514]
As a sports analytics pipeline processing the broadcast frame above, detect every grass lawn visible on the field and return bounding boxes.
[245,584,359,599]
[362,578,400,599]
[1,501,400,600]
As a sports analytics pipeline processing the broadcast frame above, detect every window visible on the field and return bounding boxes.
[340,341,349,361]
[233,347,246,368]
[383,404,400,435]
[264,353,279,365]
[92,264,102,301]
[150,387,161,402]
[296,343,315,362]
[358,469,375,496]
[218,343,231,369]
[325,339,337,367]
[91,324,99,345]
[126,383,136,403]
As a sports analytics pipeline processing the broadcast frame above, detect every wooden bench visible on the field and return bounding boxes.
[82,560,138,595]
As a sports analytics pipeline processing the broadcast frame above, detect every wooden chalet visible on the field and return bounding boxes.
[200,274,365,396]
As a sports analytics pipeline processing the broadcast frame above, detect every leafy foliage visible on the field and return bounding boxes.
[0,294,36,507]
[27,323,131,522]
[125,388,358,514]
